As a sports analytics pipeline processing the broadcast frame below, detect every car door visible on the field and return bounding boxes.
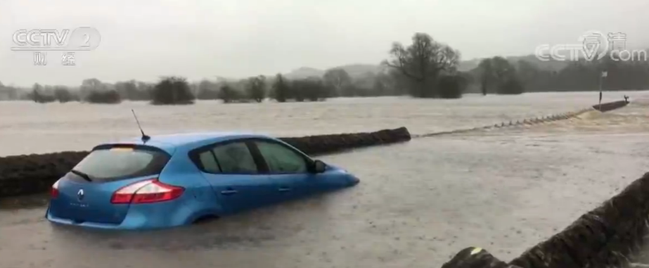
[250,140,318,203]
[192,141,275,214]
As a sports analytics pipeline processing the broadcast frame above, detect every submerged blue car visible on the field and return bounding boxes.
[46,132,360,230]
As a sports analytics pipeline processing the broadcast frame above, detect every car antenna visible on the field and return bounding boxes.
[131,109,151,143]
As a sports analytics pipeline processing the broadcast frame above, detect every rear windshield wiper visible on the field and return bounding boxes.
[70,169,94,182]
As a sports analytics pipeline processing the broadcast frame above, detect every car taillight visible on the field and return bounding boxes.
[110,179,184,204]
[51,180,60,199]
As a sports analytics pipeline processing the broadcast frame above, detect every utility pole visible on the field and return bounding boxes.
[599,71,607,111]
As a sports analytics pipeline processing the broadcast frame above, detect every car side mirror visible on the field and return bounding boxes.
[312,160,326,173]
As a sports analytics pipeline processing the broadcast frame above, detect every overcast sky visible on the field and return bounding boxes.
[1,0,647,87]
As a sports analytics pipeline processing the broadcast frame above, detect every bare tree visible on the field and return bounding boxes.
[246,76,266,102]
[323,68,351,96]
[383,33,460,98]
[478,59,493,95]
[478,57,524,95]
[271,74,290,102]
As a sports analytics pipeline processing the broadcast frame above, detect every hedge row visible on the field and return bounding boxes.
[0,127,411,198]
[441,172,649,268]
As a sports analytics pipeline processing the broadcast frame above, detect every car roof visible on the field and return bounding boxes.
[100,131,273,154]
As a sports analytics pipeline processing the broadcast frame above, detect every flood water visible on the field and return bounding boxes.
[2,91,649,268]
[0,92,635,156]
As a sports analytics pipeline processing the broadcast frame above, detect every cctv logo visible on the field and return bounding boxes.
[11,27,101,51]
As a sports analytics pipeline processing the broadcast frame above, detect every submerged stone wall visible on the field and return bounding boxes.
[417,99,630,139]
[415,108,592,138]
[593,100,629,112]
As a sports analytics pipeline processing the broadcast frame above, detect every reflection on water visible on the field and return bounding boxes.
[48,192,337,251]
[2,92,649,268]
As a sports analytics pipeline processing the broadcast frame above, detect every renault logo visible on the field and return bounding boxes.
[77,189,85,201]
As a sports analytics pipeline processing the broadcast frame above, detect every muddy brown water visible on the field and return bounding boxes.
[2,92,649,268]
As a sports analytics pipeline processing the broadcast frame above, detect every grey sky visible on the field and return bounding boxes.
[1,0,647,87]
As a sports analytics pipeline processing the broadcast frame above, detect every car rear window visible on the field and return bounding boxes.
[72,146,170,182]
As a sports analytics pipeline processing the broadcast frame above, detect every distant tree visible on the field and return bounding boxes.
[78,78,122,104]
[271,74,290,102]
[478,59,493,95]
[53,86,76,103]
[0,82,20,100]
[218,84,243,103]
[491,57,524,94]
[245,76,266,102]
[79,78,103,101]
[31,83,43,103]
[384,33,460,98]
[514,60,554,92]
[292,78,328,101]
[490,57,512,84]
[516,60,539,85]
[458,71,473,90]
[386,69,410,96]
[133,81,154,100]
[115,80,147,101]
[86,89,121,104]
[196,79,220,100]
[477,57,525,95]
[81,78,102,89]
[437,74,466,99]
[372,78,387,96]
[359,70,402,97]
[500,77,524,94]
[323,68,352,97]
[348,72,377,97]
[150,76,195,105]
[80,78,102,95]
[30,83,55,103]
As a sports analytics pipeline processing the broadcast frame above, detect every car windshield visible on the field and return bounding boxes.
[72,146,170,182]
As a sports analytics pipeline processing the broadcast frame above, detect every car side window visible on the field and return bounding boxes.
[198,151,220,173]
[212,142,258,174]
[255,141,308,174]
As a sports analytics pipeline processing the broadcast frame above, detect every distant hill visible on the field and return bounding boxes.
[283,67,324,79]
[458,55,569,72]
[284,55,570,80]
[283,64,384,80]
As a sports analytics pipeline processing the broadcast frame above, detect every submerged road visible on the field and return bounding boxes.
[3,102,649,268]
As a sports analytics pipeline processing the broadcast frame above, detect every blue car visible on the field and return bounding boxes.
[46,132,360,230]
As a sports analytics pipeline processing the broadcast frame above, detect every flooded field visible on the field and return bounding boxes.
[2,91,649,268]
[0,91,638,156]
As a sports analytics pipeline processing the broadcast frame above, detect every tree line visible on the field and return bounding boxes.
[0,69,409,105]
[469,53,649,94]
[2,32,648,104]
[1,74,362,105]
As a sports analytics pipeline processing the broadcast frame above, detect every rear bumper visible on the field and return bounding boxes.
[45,197,216,230]
[46,209,184,230]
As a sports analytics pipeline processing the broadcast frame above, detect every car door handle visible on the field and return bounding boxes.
[278,187,291,192]
[220,189,238,195]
